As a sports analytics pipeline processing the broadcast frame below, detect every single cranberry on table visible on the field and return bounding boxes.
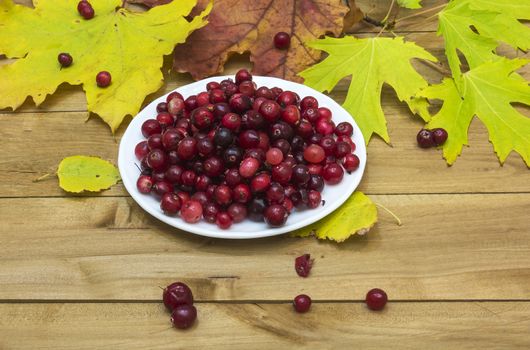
[417,129,435,148]
[365,288,388,311]
[171,305,197,329]
[293,294,311,313]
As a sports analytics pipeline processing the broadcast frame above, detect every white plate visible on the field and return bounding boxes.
[118,76,366,239]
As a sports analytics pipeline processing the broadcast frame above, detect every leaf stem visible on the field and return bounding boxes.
[381,0,396,24]
[33,173,54,182]
[375,203,402,226]
[419,59,451,76]
[394,3,447,24]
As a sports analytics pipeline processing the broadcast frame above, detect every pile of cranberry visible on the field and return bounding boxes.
[134,69,360,230]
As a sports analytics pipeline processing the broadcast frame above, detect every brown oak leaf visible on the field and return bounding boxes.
[130,0,356,82]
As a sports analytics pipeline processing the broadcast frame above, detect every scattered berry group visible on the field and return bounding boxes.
[163,282,197,329]
[134,69,360,230]
[417,128,448,148]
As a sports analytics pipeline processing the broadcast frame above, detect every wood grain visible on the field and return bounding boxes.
[1,194,528,301]
[1,302,529,349]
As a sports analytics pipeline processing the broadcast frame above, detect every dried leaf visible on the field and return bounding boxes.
[139,0,352,81]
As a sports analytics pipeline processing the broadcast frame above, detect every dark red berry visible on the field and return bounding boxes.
[180,200,203,223]
[293,294,311,313]
[135,141,149,160]
[322,163,344,184]
[300,96,318,111]
[432,128,448,146]
[273,31,291,49]
[227,203,247,223]
[163,282,194,311]
[171,305,197,329]
[365,288,388,311]
[264,204,288,226]
[215,211,233,229]
[417,129,435,148]
[235,69,252,84]
[136,175,153,193]
[58,53,73,67]
[259,100,281,122]
[335,122,353,137]
[96,71,111,88]
[160,193,182,214]
[342,154,360,173]
[250,173,271,193]
[77,1,94,20]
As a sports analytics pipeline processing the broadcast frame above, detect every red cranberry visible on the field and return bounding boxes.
[307,190,321,209]
[168,98,185,116]
[184,95,198,111]
[273,31,291,49]
[239,157,260,178]
[165,165,183,184]
[302,108,319,123]
[271,162,293,184]
[224,168,242,187]
[295,254,313,277]
[163,282,193,311]
[307,174,324,191]
[317,107,332,121]
[250,173,271,193]
[342,154,360,173]
[136,175,153,193]
[248,198,266,222]
[292,164,310,185]
[196,91,210,106]
[300,96,318,111]
[281,105,301,125]
[322,163,344,184]
[365,288,388,311]
[238,129,260,149]
[316,120,334,135]
[296,120,313,139]
[229,93,252,113]
[221,113,241,131]
[146,149,168,171]
[171,305,197,329]
[156,102,168,113]
[214,185,232,206]
[58,53,73,67]
[227,203,247,223]
[203,156,224,177]
[293,294,311,313]
[215,211,233,229]
[417,129,435,148]
[203,202,220,223]
[77,1,94,19]
[206,81,221,91]
[238,80,256,96]
[135,141,149,160]
[256,86,274,100]
[266,147,284,165]
[180,200,202,223]
[213,127,234,148]
[223,146,243,168]
[334,141,351,158]
[166,91,184,104]
[303,144,325,164]
[160,193,182,214]
[259,100,281,122]
[147,133,163,151]
[276,91,298,107]
[235,69,252,84]
[233,184,251,204]
[432,128,448,146]
[177,137,197,161]
[264,204,288,226]
[213,102,231,119]
[153,181,173,196]
[96,71,111,88]
[266,182,285,204]
[334,122,353,137]
[209,89,226,103]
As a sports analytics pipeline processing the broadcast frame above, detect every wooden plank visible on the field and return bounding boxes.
[1,194,529,301]
[1,302,529,349]
[2,109,529,197]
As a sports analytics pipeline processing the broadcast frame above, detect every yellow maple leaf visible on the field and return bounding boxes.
[0,0,211,132]
[292,192,378,242]
[57,155,120,193]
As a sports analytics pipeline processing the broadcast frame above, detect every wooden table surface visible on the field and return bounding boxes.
[1,0,529,348]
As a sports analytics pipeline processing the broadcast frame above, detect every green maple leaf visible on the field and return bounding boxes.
[438,0,530,80]
[397,0,422,9]
[299,36,436,143]
[419,59,530,166]
[0,0,211,132]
